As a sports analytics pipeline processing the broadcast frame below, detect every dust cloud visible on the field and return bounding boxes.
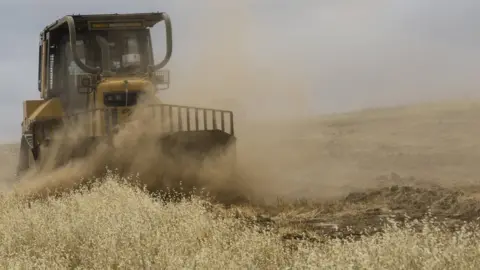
[156,1,321,201]
[7,1,480,203]
[155,0,480,201]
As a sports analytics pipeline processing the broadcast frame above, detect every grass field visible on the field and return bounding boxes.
[2,100,480,269]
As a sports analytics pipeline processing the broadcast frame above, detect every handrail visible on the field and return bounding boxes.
[149,12,172,71]
[65,16,101,74]
[63,104,235,135]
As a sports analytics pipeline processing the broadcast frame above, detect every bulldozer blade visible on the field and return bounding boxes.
[40,129,235,179]
[17,129,244,203]
[151,129,241,200]
[33,129,235,170]
[160,129,236,158]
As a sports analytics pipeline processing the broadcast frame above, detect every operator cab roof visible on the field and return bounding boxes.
[42,12,166,33]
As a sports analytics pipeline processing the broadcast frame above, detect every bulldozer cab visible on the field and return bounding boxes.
[38,13,171,113]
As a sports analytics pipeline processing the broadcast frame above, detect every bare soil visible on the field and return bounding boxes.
[236,174,480,242]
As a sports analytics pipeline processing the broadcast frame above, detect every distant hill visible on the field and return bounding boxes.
[236,99,480,199]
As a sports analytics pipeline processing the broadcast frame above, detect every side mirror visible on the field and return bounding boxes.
[76,74,96,94]
[153,69,170,90]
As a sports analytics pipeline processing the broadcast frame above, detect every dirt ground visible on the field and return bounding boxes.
[229,178,480,242]
[224,99,480,241]
[4,99,480,241]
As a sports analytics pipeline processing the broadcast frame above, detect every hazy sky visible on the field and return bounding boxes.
[1,0,479,142]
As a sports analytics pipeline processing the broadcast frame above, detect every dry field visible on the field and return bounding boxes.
[2,100,480,268]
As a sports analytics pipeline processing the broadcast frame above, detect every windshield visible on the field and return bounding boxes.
[73,30,151,75]
[107,31,145,74]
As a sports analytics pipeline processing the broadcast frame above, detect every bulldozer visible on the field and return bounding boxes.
[16,12,237,193]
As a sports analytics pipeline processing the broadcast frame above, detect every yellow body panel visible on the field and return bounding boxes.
[83,77,162,137]
[22,98,64,134]
[94,77,162,104]
[23,100,44,120]
[97,77,154,93]
[28,98,64,120]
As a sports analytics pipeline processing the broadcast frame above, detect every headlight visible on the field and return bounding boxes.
[76,74,96,94]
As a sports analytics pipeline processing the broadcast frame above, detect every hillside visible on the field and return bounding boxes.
[230,99,480,201]
[315,100,480,187]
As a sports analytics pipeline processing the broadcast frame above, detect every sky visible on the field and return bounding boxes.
[0,0,480,142]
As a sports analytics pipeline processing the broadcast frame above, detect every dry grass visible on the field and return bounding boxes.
[0,173,479,269]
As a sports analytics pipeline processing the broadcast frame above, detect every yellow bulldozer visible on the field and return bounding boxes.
[16,12,238,196]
